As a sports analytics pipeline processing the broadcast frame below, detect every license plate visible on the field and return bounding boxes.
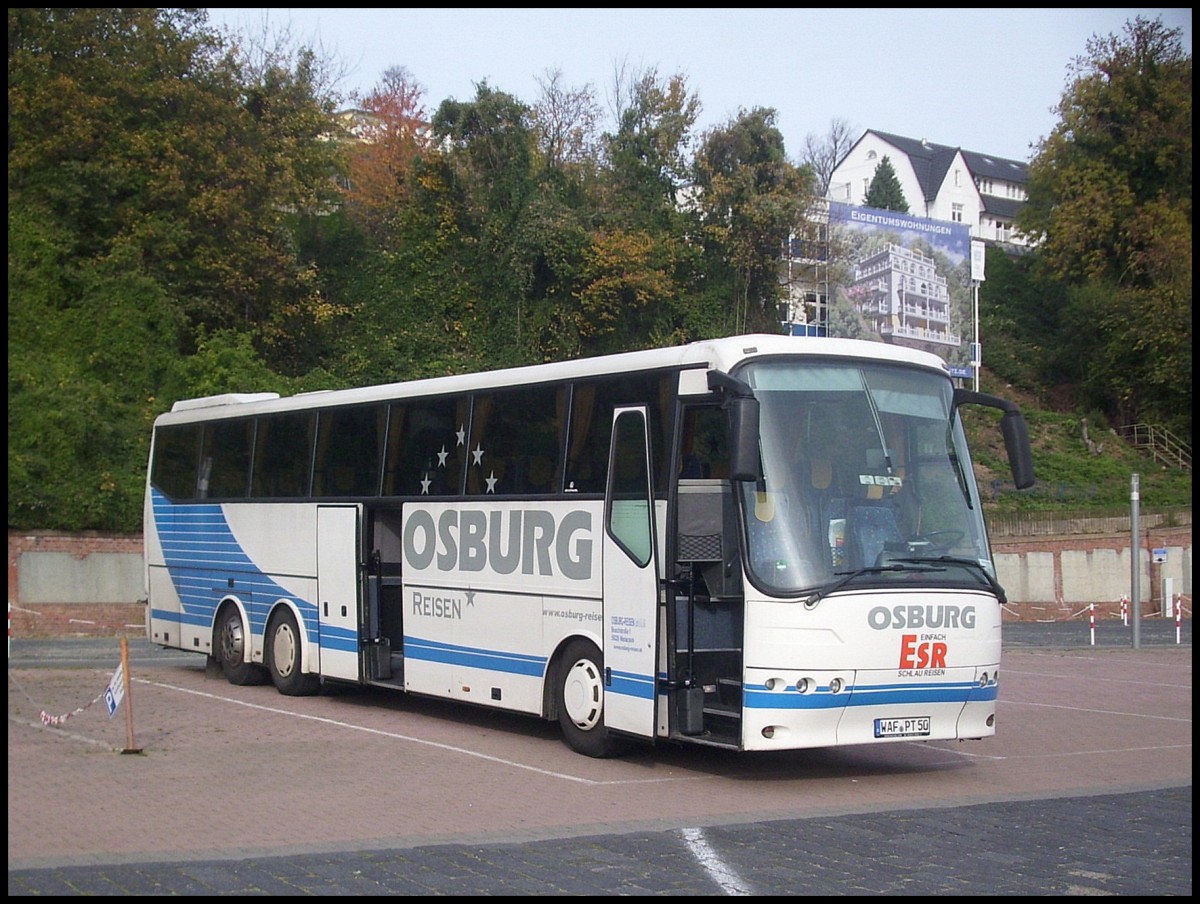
[874,716,931,738]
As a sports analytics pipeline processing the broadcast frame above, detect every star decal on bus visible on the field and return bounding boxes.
[420,473,432,494]
[437,446,449,467]
[456,425,466,446]
[472,444,485,465]
[485,471,498,493]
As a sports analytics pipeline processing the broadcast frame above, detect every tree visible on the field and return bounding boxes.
[1020,16,1191,287]
[864,156,909,212]
[693,108,815,334]
[8,211,187,530]
[800,118,858,196]
[575,228,684,354]
[429,83,542,366]
[1018,15,1191,440]
[977,247,1070,399]
[602,66,700,231]
[341,66,430,243]
[8,8,346,366]
[531,68,602,175]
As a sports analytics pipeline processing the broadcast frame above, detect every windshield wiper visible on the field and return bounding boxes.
[890,556,1007,605]
[858,370,895,475]
[806,562,943,606]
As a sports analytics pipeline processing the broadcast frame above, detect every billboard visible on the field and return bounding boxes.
[823,201,975,369]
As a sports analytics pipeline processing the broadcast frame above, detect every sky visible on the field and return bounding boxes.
[205,8,1192,163]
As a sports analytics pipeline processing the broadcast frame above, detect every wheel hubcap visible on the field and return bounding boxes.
[563,657,603,730]
[272,621,297,678]
[220,616,244,665]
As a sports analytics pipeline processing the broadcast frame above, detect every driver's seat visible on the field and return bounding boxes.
[844,502,903,569]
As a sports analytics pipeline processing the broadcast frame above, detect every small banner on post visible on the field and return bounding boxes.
[105,661,126,718]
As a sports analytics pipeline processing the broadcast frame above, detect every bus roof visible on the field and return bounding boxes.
[156,334,951,426]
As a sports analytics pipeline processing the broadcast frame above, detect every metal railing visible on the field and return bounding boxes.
[987,505,1191,538]
[1120,424,1192,470]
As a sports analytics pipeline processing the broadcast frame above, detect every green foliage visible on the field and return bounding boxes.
[692,107,815,334]
[864,156,909,212]
[9,205,186,530]
[959,370,1190,513]
[1021,16,1191,287]
[977,247,1070,398]
[8,8,346,372]
[173,330,301,399]
[1012,15,1191,440]
[602,68,701,232]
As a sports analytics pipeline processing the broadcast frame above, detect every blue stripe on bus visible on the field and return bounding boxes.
[607,668,656,700]
[744,679,998,709]
[319,624,361,653]
[403,638,654,700]
[151,490,320,642]
[404,636,548,677]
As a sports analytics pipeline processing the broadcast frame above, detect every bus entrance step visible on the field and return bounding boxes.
[715,677,742,707]
[703,702,741,720]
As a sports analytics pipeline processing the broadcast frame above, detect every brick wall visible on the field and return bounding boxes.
[8,532,146,638]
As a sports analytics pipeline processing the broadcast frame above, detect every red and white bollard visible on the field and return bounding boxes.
[1120,594,1129,627]
[1089,603,1096,646]
[1176,594,1182,645]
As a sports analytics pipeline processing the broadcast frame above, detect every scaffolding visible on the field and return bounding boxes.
[780,198,830,336]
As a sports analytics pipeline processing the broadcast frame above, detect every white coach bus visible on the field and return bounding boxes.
[144,334,1034,757]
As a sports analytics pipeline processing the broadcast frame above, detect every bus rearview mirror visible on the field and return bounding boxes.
[728,396,762,482]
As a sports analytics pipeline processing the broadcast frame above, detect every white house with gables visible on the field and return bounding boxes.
[828,129,1030,247]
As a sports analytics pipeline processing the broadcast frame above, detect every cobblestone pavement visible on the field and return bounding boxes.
[8,623,1191,896]
[7,787,1192,896]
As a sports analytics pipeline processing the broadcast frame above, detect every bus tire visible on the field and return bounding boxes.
[266,609,320,697]
[556,639,629,758]
[215,606,267,686]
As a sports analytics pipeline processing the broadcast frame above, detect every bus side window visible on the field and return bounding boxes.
[200,418,253,498]
[468,384,563,495]
[313,405,385,497]
[151,424,201,500]
[251,411,315,498]
[382,397,466,497]
[565,373,673,495]
[565,383,600,493]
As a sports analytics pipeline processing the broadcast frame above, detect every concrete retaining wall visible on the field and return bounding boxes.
[9,527,1193,638]
[991,528,1191,622]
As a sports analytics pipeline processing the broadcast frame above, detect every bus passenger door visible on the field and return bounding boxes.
[317,504,363,682]
[602,406,659,739]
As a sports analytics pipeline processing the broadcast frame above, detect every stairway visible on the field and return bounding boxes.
[1119,424,1192,470]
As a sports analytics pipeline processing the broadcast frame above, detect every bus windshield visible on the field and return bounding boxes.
[737,359,993,597]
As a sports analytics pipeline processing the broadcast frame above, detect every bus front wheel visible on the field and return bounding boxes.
[556,639,629,758]
[215,607,267,686]
[266,609,320,697]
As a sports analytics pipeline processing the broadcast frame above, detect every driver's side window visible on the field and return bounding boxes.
[679,406,728,480]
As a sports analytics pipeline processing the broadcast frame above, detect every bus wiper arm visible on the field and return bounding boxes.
[891,556,1007,605]
[806,563,940,606]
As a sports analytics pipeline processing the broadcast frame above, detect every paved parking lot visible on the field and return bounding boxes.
[8,624,1192,895]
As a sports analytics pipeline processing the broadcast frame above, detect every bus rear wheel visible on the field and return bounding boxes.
[266,609,320,697]
[215,607,267,686]
[556,639,629,758]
